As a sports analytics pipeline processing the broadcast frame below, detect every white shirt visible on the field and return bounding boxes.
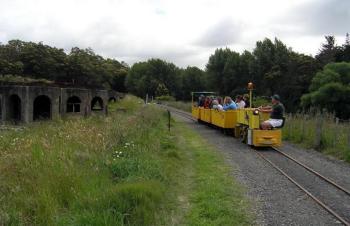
[237,100,246,109]
[213,104,223,111]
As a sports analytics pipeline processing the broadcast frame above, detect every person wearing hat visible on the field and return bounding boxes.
[258,94,285,129]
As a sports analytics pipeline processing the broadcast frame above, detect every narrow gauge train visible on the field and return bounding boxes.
[191,84,284,147]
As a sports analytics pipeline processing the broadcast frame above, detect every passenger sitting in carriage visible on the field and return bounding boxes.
[198,94,205,107]
[212,99,223,111]
[235,95,246,109]
[217,96,223,105]
[203,96,212,108]
[258,94,285,130]
[243,94,250,108]
[223,96,238,111]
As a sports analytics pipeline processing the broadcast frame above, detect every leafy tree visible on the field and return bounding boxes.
[252,38,290,96]
[0,40,26,63]
[180,66,206,100]
[336,33,350,62]
[316,36,342,68]
[301,62,350,118]
[283,52,317,112]
[125,59,181,98]
[0,59,23,75]
[100,58,129,91]
[0,39,128,91]
[205,48,235,92]
[155,83,169,96]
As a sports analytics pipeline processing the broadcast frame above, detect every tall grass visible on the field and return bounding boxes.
[179,126,253,225]
[0,95,177,225]
[0,95,253,225]
[283,112,350,162]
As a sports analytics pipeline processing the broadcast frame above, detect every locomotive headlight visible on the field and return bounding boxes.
[253,109,259,115]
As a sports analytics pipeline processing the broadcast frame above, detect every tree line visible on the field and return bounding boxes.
[0,40,128,91]
[126,35,350,118]
[1,35,350,118]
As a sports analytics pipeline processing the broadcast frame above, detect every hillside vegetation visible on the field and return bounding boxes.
[0,96,252,225]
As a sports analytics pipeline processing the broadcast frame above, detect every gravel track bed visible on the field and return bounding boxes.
[170,112,344,226]
[279,144,350,192]
[261,149,350,223]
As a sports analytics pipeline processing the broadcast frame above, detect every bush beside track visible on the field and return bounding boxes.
[283,113,350,163]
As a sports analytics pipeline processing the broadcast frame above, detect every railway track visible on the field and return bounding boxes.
[157,104,195,121]
[160,105,350,226]
[254,149,350,226]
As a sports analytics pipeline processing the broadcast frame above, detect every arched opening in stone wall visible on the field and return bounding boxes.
[8,94,21,122]
[108,97,117,103]
[33,95,51,120]
[91,96,104,111]
[67,96,81,113]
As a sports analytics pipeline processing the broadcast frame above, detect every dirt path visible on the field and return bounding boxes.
[173,114,348,226]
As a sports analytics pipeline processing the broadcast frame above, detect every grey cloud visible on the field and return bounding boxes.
[288,0,350,36]
[104,45,201,68]
[195,19,243,47]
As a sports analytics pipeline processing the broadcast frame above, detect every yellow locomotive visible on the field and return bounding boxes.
[191,83,284,147]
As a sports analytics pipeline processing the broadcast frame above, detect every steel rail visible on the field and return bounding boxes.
[272,147,350,196]
[255,150,350,226]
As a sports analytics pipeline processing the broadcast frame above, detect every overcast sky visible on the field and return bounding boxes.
[0,0,349,68]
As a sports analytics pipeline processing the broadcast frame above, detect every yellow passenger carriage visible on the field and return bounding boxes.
[211,109,237,129]
[191,82,284,148]
[191,92,216,122]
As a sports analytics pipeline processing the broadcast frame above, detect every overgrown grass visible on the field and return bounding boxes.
[0,96,171,225]
[0,95,252,225]
[0,74,53,84]
[283,113,350,163]
[175,123,253,226]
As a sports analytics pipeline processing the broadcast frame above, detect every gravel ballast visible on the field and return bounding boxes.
[172,114,348,226]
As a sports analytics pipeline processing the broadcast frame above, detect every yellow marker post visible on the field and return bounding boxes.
[247,82,254,108]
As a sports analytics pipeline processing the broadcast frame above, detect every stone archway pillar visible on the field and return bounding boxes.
[24,86,31,123]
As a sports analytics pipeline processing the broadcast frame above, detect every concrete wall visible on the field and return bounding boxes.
[0,85,119,124]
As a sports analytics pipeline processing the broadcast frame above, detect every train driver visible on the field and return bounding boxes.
[258,94,285,130]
